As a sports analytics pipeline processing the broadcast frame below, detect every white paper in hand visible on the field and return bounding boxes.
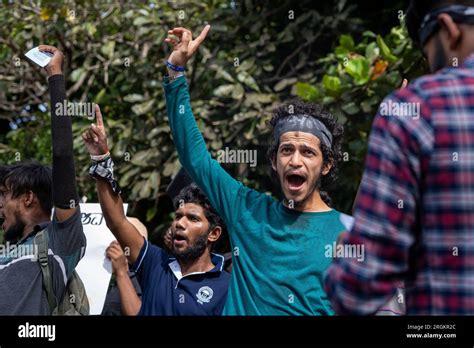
[24,47,53,67]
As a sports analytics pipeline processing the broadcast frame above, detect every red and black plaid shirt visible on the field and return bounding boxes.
[325,54,474,315]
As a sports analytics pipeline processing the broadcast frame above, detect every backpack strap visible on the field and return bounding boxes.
[34,229,57,314]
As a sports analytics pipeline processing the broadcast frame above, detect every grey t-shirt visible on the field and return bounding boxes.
[0,207,86,315]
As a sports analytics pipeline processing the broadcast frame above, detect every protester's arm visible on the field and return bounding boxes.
[82,106,144,263]
[163,26,244,225]
[106,241,141,315]
[324,89,432,314]
[41,45,79,222]
[96,178,144,264]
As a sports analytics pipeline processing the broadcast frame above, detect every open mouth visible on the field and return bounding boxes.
[286,173,306,192]
[172,232,188,246]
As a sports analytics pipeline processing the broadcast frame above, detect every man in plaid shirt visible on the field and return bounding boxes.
[324,0,474,315]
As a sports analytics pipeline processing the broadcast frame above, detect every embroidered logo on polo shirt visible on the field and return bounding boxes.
[196,286,214,304]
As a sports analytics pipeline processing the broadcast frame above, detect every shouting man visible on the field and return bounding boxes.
[162,25,351,315]
[82,107,230,315]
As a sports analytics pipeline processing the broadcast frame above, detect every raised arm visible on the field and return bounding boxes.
[82,105,144,263]
[106,241,141,315]
[40,45,79,222]
[163,25,244,226]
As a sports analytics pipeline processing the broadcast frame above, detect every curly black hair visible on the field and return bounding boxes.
[173,183,227,247]
[267,99,344,205]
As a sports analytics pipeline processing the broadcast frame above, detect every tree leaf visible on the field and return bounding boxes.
[131,100,154,115]
[339,34,354,50]
[100,41,115,59]
[341,102,360,115]
[376,35,397,63]
[322,75,341,93]
[214,84,235,98]
[124,94,145,103]
[294,82,320,101]
[274,78,297,92]
[344,57,370,85]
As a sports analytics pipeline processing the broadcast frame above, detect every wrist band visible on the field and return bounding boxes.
[89,157,122,194]
[91,151,110,163]
[166,61,185,72]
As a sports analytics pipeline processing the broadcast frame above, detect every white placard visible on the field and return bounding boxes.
[24,47,53,67]
[75,203,128,315]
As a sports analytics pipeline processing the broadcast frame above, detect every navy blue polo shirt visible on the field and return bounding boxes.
[130,239,230,315]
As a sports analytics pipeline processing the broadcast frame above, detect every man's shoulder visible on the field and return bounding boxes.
[209,253,231,281]
[0,238,39,266]
[219,269,231,281]
[399,67,472,101]
[51,206,82,229]
[323,209,354,231]
[47,207,84,245]
[238,183,263,197]
[240,186,278,208]
[134,241,170,272]
[144,241,169,259]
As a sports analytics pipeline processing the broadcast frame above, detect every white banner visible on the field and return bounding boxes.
[75,203,128,315]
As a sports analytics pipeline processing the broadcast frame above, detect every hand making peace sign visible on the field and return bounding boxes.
[82,104,109,156]
[165,25,211,67]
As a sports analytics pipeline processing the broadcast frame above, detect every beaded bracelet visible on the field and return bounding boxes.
[90,151,111,163]
[166,61,185,72]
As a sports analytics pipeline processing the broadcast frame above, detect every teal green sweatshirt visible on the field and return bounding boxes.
[164,76,349,315]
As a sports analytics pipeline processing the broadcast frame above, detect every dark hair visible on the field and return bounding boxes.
[173,183,227,239]
[0,165,10,185]
[2,162,53,216]
[406,0,474,45]
[267,99,344,204]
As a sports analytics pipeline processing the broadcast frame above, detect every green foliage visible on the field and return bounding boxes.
[0,0,426,243]
[294,23,427,212]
